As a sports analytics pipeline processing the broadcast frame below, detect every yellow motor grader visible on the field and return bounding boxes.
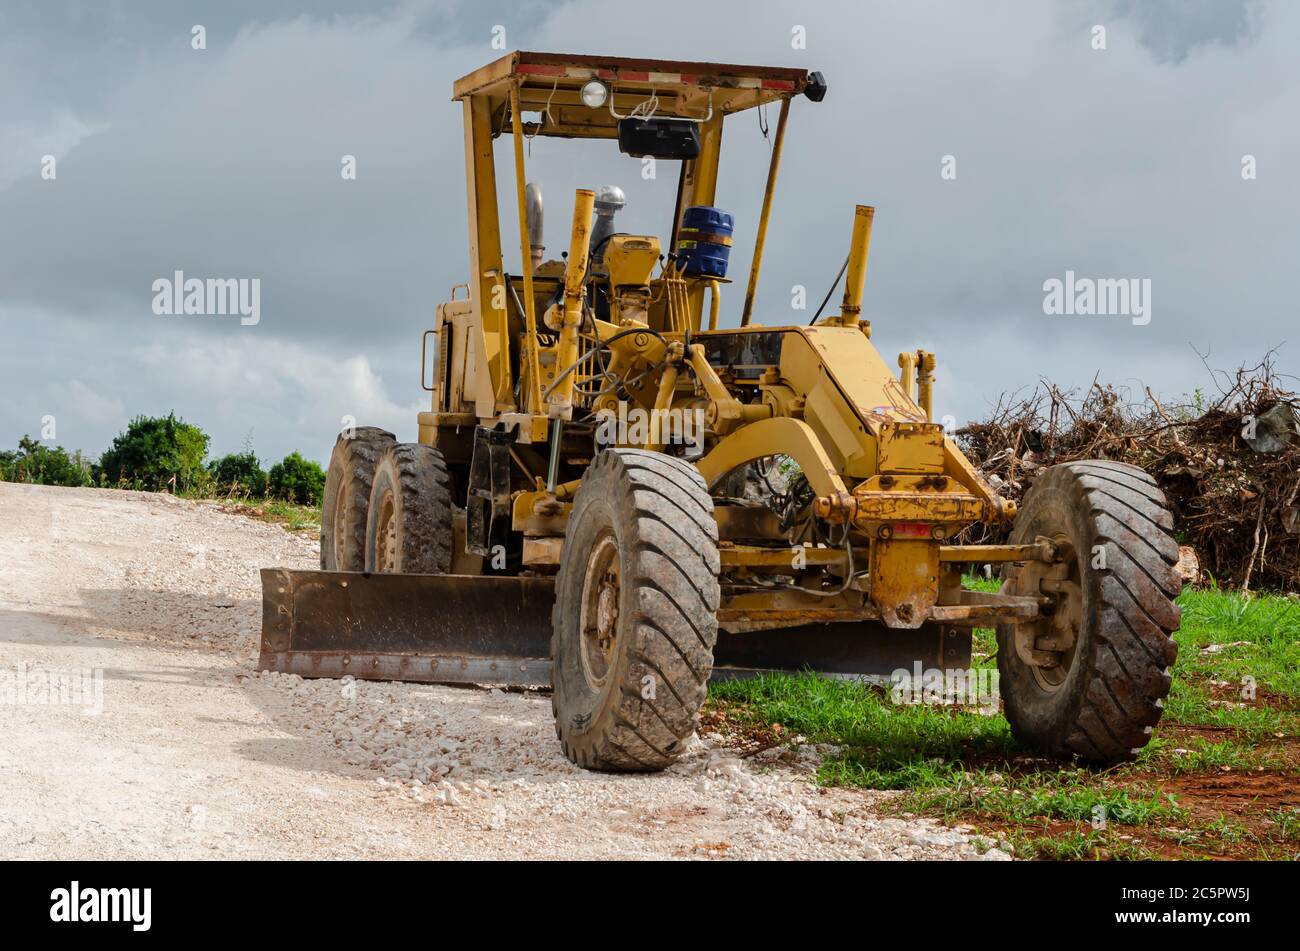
[261,51,1181,770]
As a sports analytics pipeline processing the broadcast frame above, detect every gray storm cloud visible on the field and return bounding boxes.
[1,0,1294,464]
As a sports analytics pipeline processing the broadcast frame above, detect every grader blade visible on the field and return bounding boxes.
[258,569,969,687]
[259,569,555,686]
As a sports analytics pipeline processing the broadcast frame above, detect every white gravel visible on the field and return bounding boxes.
[0,482,1009,860]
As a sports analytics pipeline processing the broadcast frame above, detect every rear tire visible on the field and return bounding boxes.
[320,427,395,570]
[552,449,720,771]
[365,443,454,574]
[997,460,1181,764]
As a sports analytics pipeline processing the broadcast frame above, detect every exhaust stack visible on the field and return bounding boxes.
[589,185,626,266]
[525,182,544,269]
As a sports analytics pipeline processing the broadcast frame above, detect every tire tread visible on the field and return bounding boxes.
[552,450,719,771]
[999,460,1181,764]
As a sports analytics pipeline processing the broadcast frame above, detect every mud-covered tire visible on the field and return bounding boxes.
[320,427,395,570]
[552,449,720,771]
[364,443,454,574]
[997,460,1181,764]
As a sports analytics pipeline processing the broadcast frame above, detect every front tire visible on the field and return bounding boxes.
[365,443,454,574]
[997,460,1181,763]
[320,427,395,570]
[552,449,720,771]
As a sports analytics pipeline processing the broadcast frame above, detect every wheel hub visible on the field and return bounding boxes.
[596,584,618,646]
[1010,536,1082,691]
[579,533,621,691]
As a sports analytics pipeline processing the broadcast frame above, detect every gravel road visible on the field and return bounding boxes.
[0,483,1008,860]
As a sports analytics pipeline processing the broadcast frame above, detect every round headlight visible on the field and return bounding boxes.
[580,79,608,109]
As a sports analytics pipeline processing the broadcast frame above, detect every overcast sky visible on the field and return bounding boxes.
[1,0,1294,465]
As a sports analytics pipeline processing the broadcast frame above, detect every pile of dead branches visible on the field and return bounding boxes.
[956,354,1300,592]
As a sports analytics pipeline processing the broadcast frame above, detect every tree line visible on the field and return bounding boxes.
[0,412,326,505]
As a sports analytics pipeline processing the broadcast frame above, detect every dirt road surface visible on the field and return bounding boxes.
[0,483,1008,860]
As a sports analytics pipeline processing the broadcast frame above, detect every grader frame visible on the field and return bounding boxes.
[447,54,1028,624]
[261,51,1182,769]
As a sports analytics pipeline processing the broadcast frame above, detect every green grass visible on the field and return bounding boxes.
[964,574,1001,667]
[1267,807,1300,843]
[962,574,1003,595]
[1138,736,1290,773]
[177,480,323,534]
[1001,828,1160,861]
[208,496,321,532]
[705,579,1300,859]
[912,778,1185,825]
[253,498,321,532]
[1169,586,1300,722]
[709,672,1017,790]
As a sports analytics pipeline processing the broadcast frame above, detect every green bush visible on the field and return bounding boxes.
[0,436,93,487]
[3,416,326,507]
[268,451,326,505]
[209,451,267,497]
[98,412,210,491]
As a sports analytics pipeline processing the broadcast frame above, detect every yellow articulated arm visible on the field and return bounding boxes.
[547,189,596,420]
[696,417,849,500]
[687,315,1012,629]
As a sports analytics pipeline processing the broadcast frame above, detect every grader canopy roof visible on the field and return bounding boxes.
[453,51,818,138]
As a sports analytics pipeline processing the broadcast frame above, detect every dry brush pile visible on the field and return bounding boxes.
[954,356,1300,593]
